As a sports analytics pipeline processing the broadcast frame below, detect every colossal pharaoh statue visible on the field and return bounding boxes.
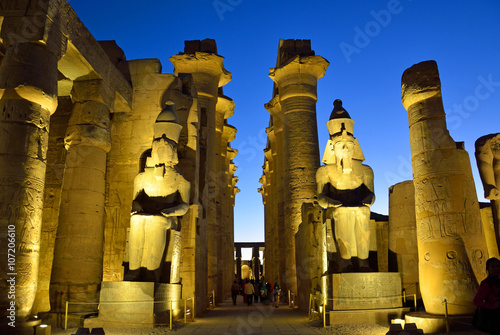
[126,101,190,283]
[475,133,500,256]
[316,100,375,272]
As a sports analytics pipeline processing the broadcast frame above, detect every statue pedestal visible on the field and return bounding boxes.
[154,283,182,323]
[85,282,154,328]
[329,273,409,325]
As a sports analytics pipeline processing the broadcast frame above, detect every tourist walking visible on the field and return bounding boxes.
[260,282,268,304]
[231,280,239,305]
[273,281,281,308]
[244,279,255,306]
[473,257,500,334]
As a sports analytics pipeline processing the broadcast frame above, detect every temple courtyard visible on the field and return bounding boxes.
[51,300,483,335]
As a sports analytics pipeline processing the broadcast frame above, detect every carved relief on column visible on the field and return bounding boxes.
[268,51,328,296]
[0,41,59,320]
[170,42,232,299]
[401,60,487,315]
[50,80,112,313]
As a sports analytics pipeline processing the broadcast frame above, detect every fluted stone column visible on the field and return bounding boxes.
[170,50,231,299]
[215,96,235,301]
[50,80,112,313]
[0,42,58,321]
[264,98,285,286]
[222,124,236,299]
[269,55,328,295]
[401,60,487,315]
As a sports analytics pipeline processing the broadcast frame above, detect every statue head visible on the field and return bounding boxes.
[322,100,364,165]
[329,130,355,174]
[151,136,179,167]
[146,100,183,168]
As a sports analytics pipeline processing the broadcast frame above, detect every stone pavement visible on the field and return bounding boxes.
[173,299,324,335]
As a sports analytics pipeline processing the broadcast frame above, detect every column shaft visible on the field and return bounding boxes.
[0,42,58,319]
[50,92,111,312]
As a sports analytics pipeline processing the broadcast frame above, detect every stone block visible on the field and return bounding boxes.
[154,283,182,322]
[84,281,154,328]
[329,307,410,326]
[405,312,446,334]
[331,273,402,310]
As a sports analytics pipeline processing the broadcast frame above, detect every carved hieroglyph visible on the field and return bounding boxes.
[267,40,328,294]
[0,42,58,320]
[126,101,190,283]
[401,60,487,315]
[316,100,375,272]
[475,133,500,257]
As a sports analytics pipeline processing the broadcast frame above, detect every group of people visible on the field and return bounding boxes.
[474,257,500,334]
[231,278,280,307]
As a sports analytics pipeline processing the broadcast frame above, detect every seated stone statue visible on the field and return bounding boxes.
[316,100,375,272]
[126,101,190,283]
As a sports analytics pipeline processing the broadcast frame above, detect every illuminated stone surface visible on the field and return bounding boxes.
[170,40,237,303]
[295,203,326,312]
[388,180,419,296]
[50,80,112,315]
[261,39,328,297]
[316,100,375,272]
[125,101,190,283]
[330,273,402,310]
[475,133,500,257]
[84,281,154,328]
[0,0,62,320]
[401,60,488,315]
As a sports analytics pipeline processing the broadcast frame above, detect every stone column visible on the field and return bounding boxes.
[401,60,486,315]
[170,49,231,300]
[388,181,418,296]
[252,247,260,280]
[50,80,112,313]
[269,55,328,295]
[235,247,242,281]
[0,42,58,321]
[222,124,236,299]
[265,97,285,287]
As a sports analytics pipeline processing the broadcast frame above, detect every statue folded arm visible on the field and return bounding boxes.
[161,174,190,218]
[316,166,342,208]
[361,165,375,206]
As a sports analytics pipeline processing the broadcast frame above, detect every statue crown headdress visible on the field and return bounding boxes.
[326,99,355,136]
[322,99,365,164]
[154,100,182,143]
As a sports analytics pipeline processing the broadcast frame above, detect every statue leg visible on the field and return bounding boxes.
[354,206,372,271]
[129,215,146,271]
[333,207,355,260]
[145,216,168,271]
[354,206,371,260]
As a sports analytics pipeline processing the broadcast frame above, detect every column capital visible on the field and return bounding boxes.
[0,43,59,114]
[216,95,235,119]
[170,52,232,87]
[401,60,441,109]
[222,124,237,143]
[269,55,329,83]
